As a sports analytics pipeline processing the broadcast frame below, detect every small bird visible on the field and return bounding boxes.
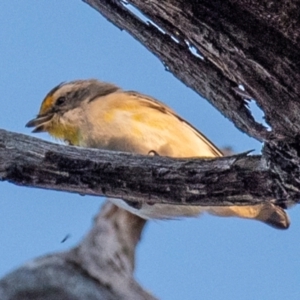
[26,79,290,229]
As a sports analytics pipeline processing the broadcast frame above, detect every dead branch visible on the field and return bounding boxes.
[1,1,300,299]
[0,129,296,207]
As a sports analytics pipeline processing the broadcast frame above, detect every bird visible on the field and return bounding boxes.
[26,79,290,229]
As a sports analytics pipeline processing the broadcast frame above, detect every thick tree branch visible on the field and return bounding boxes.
[84,0,300,142]
[1,1,300,299]
[84,0,269,142]
[0,129,297,207]
[81,0,300,214]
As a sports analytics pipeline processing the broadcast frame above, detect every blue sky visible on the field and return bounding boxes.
[1,1,299,299]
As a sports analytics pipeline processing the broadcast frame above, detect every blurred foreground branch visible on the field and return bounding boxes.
[0,202,156,300]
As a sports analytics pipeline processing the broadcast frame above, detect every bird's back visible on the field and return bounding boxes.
[84,91,222,158]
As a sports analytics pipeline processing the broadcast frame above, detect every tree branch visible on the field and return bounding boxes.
[0,202,156,300]
[1,1,300,298]
[81,0,300,213]
[84,0,300,141]
[84,0,269,142]
[0,129,296,207]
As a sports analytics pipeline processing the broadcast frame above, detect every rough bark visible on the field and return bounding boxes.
[0,129,294,207]
[83,0,300,211]
[84,0,300,140]
[1,0,300,299]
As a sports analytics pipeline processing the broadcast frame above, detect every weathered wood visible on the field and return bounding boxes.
[84,0,270,141]
[84,0,300,142]
[1,1,300,299]
[82,0,300,213]
[0,129,295,207]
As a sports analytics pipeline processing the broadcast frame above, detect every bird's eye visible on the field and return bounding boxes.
[56,97,66,106]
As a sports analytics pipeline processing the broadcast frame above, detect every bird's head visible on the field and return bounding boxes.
[26,79,120,144]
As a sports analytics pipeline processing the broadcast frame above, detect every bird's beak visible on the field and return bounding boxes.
[26,114,53,133]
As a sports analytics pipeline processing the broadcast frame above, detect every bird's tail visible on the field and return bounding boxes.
[206,203,290,229]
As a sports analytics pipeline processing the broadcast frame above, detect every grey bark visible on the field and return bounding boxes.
[0,129,293,207]
[0,202,156,300]
[83,0,300,210]
[1,0,300,299]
